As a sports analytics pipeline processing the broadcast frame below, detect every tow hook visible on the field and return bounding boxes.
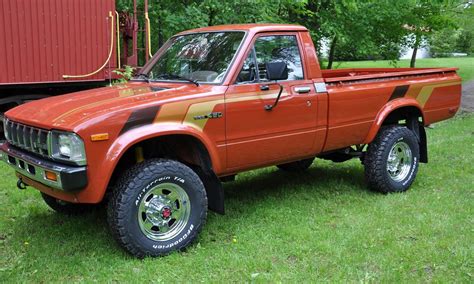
[17,178,27,190]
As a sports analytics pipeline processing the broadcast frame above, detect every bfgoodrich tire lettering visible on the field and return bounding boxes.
[364,125,420,193]
[107,159,207,258]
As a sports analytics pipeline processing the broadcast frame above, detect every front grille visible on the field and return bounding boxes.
[4,119,50,156]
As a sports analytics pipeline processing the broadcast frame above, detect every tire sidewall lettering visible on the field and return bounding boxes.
[129,171,200,253]
[152,224,194,250]
[134,175,187,207]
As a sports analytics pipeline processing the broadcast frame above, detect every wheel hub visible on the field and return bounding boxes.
[161,207,172,219]
[387,141,413,182]
[144,196,173,224]
[137,183,191,241]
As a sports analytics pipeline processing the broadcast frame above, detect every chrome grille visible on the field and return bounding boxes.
[4,119,50,156]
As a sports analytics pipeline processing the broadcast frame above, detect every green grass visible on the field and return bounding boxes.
[334,57,474,82]
[1,113,473,282]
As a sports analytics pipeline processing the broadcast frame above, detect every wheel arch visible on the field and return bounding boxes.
[364,100,427,163]
[103,125,225,214]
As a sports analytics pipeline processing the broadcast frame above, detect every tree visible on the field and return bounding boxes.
[116,0,472,68]
[402,0,460,67]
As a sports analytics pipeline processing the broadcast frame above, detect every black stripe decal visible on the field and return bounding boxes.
[388,85,409,101]
[119,105,161,135]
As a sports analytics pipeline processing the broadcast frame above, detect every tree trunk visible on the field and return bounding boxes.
[208,9,215,26]
[410,34,421,68]
[158,16,163,48]
[327,35,338,70]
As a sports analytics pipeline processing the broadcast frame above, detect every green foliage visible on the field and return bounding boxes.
[429,4,474,56]
[112,65,135,84]
[119,0,472,65]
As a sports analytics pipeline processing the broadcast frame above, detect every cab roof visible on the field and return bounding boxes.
[177,24,308,35]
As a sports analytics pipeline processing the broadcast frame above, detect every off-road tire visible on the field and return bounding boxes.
[365,125,420,193]
[41,192,94,215]
[107,159,207,258]
[277,157,315,172]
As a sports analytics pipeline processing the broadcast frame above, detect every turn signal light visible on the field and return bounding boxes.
[45,171,58,181]
[91,133,109,141]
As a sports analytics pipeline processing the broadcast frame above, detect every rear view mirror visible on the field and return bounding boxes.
[265,61,288,81]
[263,61,288,111]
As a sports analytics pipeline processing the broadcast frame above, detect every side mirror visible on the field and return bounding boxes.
[263,61,288,111]
[265,61,288,81]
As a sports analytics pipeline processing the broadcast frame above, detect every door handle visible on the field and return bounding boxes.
[260,85,270,91]
[294,86,311,94]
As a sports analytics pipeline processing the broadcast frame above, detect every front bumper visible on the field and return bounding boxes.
[0,143,87,192]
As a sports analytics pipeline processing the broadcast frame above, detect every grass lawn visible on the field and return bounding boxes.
[335,57,474,82]
[1,57,473,282]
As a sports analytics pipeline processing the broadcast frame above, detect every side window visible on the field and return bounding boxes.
[236,49,258,83]
[254,35,304,81]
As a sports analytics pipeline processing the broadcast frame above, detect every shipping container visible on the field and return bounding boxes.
[0,0,152,138]
[0,0,117,85]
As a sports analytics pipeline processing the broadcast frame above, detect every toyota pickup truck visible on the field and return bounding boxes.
[1,24,462,257]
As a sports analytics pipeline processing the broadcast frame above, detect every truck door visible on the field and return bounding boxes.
[225,33,318,170]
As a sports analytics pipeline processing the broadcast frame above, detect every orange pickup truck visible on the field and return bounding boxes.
[1,24,462,257]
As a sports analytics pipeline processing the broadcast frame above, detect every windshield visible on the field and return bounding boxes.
[143,32,245,84]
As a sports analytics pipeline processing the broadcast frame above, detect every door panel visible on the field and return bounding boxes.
[224,33,320,170]
[225,81,317,170]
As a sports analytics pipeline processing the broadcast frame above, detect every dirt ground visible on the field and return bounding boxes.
[461,80,474,112]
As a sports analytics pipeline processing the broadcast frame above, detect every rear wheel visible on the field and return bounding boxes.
[107,159,207,258]
[277,157,315,172]
[41,192,94,215]
[364,125,420,193]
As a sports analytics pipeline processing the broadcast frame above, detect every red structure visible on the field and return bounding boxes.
[0,0,151,118]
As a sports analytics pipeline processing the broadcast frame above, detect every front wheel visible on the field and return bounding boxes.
[364,125,420,193]
[107,159,207,258]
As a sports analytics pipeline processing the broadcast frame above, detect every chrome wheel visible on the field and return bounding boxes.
[387,141,413,182]
[138,183,191,241]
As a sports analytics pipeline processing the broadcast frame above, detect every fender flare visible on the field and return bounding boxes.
[363,98,424,144]
[108,122,222,171]
[93,122,224,202]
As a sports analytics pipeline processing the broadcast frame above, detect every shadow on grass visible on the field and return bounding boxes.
[214,163,374,220]
[8,162,372,258]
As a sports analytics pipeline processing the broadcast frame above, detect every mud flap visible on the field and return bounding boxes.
[418,124,428,163]
[407,117,428,163]
[191,166,225,215]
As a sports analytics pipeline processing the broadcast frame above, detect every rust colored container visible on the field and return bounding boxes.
[0,0,117,85]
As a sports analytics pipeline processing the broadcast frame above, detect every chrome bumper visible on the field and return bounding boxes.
[0,143,87,192]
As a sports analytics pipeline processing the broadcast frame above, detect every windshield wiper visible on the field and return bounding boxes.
[133,73,150,83]
[155,73,199,86]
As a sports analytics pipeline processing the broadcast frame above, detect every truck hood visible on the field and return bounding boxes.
[5,82,222,131]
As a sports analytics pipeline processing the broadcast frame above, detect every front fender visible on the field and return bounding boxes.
[83,122,223,203]
[363,98,423,144]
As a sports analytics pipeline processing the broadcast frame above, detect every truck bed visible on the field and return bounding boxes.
[322,67,458,83]
[320,67,461,152]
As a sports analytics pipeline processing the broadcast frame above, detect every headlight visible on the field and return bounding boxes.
[2,117,9,140]
[51,131,86,165]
